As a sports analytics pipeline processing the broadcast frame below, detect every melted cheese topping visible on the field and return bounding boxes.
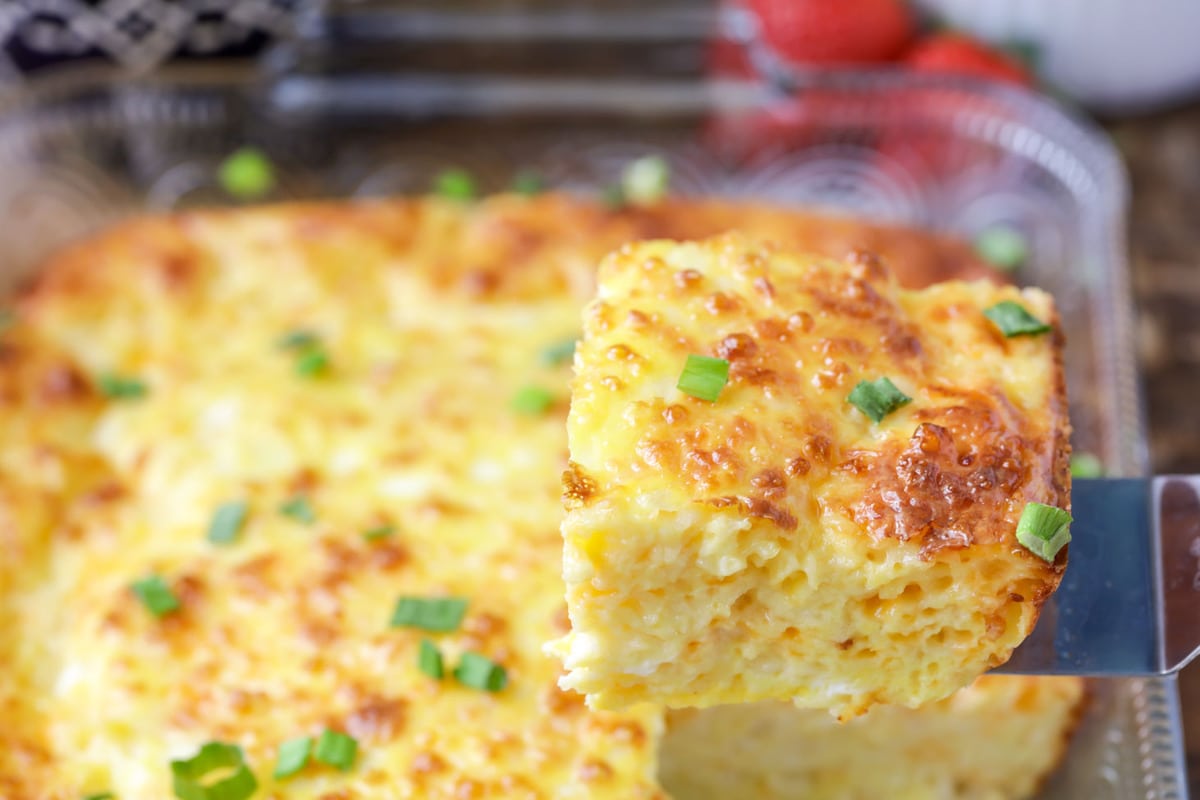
[0,195,1077,799]
[553,234,1070,718]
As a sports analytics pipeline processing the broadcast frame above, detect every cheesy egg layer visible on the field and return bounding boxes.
[659,675,1085,800]
[0,198,675,800]
[553,234,1070,718]
[0,193,1077,799]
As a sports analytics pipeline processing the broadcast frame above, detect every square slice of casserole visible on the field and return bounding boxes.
[551,233,1070,718]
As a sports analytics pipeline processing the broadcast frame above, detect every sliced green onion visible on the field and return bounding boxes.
[975,225,1028,272]
[677,355,730,403]
[1070,452,1104,478]
[362,524,395,542]
[170,741,257,800]
[390,596,468,632]
[539,337,578,366]
[454,652,508,692]
[847,377,912,423]
[207,501,248,545]
[0,309,13,333]
[313,730,357,772]
[97,373,148,400]
[434,168,476,201]
[277,329,320,351]
[294,348,330,378]
[1015,502,1072,563]
[218,147,276,201]
[131,575,180,618]
[277,329,329,376]
[601,184,626,210]
[511,171,544,196]
[279,494,315,525]
[82,794,115,800]
[622,155,670,204]
[273,736,311,780]
[984,301,1052,337]
[418,638,444,680]
[511,385,555,415]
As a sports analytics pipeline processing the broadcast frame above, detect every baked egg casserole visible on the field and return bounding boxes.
[552,234,1071,718]
[659,675,1085,800]
[0,191,1079,799]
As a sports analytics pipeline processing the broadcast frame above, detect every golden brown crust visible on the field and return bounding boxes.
[850,395,1068,567]
[556,234,1069,715]
[563,461,599,510]
[571,237,1065,550]
[14,196,995,311]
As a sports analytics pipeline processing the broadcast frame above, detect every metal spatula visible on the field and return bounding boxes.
[995,476,1200,676]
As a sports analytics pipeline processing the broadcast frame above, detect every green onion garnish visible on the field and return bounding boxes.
[454,652,508,692]
[622,155,670,205]
[677,355,730,403]
[97,373,148,400]
[511,171,544,197]
[1015,502,1072,563]
[218,147,276,201]
[83,794,114,800]
[273,736,311,780]
[170,741,257,800]
[294,348,330,378]
[1070,452,1104,478]
[511,385,555,415]
[277,330,330,377]
[434,168,476,201]
[277,329,320,351]
[0,309,13,333]
[207,501,248,545]
[983,301,1052,337]
[390,596,468,632]
[362,524,395,541]
[131,575,180,618]
[418,638,444,680]
[975,225,1028,272]
[279,494,315,524]
[847,377,912,423]
[540,337,578,366]
[313,730,357,772]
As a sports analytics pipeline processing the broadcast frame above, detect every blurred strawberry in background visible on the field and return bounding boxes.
[903,33,1032,87]
[746,0,915,65]
[742,0,1034,89]
[713,0,1040,197]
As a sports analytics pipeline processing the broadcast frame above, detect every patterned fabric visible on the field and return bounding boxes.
[0,0,306,79]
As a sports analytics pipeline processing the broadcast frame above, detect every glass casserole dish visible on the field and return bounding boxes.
[0,3,1186,797]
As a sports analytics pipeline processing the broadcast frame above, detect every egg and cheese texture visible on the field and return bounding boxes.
[553,234,1070,718]
[659,675,1085,800]
[0,199,672,800]
[0,192,1077,799]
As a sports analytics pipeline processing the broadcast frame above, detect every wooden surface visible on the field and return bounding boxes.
[1108,102,1200,795]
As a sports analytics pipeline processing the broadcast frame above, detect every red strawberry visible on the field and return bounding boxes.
[747,0,915,65]
[903,33,1033,86]
[707,30,757,79]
